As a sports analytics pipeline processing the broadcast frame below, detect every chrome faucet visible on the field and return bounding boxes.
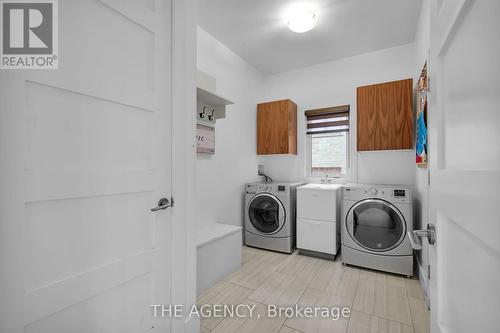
[321,174,332,184]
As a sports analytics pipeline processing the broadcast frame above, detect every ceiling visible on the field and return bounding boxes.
[198,0,422,75]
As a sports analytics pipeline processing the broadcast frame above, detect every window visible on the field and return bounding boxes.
[311,132,348,176]
[305,105,350,177]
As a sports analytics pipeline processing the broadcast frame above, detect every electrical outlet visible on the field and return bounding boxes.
[258,164,264,175]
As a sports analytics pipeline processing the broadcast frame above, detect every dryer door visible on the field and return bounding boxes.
[248,193,286,234]
[346,199,406,252]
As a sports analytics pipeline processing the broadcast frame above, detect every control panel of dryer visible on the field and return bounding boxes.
[343,185,411,204]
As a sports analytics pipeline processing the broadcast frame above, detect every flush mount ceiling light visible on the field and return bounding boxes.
[286,4,317,33]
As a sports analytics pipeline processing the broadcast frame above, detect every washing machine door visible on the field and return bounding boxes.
[248,193,286,234]
[346,199,406,252]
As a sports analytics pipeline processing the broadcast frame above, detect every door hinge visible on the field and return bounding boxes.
[428,170,431,186]
[427,265,431,280]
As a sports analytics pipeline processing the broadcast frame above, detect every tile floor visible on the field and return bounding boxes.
[198,246,430,333]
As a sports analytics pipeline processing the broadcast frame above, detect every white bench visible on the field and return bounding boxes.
[196,223,242,295]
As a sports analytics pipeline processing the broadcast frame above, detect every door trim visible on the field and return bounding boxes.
[170,0,198,332]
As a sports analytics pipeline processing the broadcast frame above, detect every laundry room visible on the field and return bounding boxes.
[193,1,498,333]
[1,0,498,333]
[194,8,425,331]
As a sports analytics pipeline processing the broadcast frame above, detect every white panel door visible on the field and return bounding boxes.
[428,1,500,332]
[0,0,173,332]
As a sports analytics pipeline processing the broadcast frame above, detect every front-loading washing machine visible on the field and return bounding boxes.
[341,184,413,276]
[244,181,304,253]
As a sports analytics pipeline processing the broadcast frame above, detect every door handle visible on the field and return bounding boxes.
[407,223,436,250]
[151,198,174,212]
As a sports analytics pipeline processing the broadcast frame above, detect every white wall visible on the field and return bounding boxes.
[197,18,430,258]
[196,27,264,229]
[260,44,416,186]
[413,0,431,302]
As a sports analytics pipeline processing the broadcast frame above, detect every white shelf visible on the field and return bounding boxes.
[197,87,234,123]
[197,87,233,107]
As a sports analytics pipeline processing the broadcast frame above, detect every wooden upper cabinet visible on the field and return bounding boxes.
[257,99,297,155]
[357,79,413,151]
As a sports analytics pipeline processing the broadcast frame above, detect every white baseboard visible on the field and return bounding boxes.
[416,256,430,309]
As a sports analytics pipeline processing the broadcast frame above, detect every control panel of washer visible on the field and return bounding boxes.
[246,183,289,194]
[258,184,288,193]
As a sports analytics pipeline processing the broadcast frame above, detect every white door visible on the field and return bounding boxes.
[428,0,500,332]
[0,0,173,332]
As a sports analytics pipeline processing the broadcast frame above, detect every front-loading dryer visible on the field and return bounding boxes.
[244,181,304,253]
[341,184,413,276]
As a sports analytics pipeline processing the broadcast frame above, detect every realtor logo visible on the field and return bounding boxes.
[1,0,58,69]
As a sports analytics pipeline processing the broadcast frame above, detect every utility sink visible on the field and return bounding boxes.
[296,183,342,257]
[298,183,343,191]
